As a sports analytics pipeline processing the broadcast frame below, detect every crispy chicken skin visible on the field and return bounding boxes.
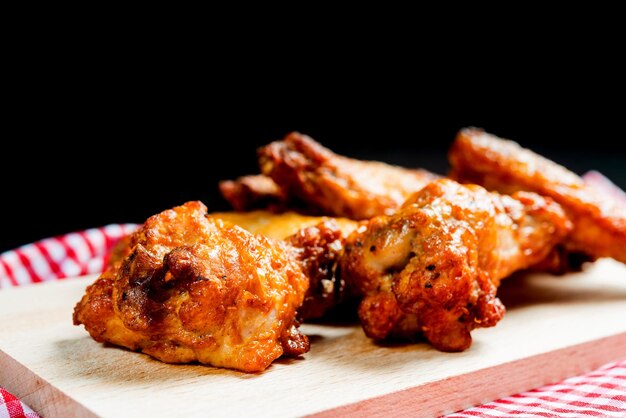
[450,128,626,264]
[209,210,360,319]
[74,201,310,373]
[258,132,439,219]
[342,179,571,351]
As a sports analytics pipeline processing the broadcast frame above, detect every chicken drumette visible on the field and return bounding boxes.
[341,179,571,351]
[450,128,626,264]
[257,132,439,219]
[74,201,310,372]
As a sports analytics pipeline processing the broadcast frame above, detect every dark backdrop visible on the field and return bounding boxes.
[2,79,625,253]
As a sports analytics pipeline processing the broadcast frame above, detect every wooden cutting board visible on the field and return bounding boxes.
[1,259,626,418]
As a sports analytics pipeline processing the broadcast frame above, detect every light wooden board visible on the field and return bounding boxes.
[1,259,626,418]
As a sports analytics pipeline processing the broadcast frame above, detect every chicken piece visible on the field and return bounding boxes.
[74,201,309,373]
[209,210,360,319]
[449,128,626,264]
[219,175,289,212]
[258,132,439,219]
[341,179,571,351]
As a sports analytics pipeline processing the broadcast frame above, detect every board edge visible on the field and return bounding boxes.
[0,349,98,418]
[307,331,626,417]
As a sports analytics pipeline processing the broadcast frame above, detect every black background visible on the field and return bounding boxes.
[2,57,625,253]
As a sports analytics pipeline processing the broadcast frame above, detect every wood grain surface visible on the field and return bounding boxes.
[1,260,626,418]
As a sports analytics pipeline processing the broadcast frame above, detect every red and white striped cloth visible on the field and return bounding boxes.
[0,224,137,288]
[0,388,39,418]
[1,171,625,418]
[447,358,626,417]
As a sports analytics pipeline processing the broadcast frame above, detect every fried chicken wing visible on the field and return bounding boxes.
[258,132,439,219]
[341,179,571,351]
[450,128,626,264]
[209,210,360,319]
[74,201,309,372]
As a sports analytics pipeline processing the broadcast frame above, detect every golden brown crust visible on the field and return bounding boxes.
[258,132,439,219]
[74,201,310,373]
[342,179,571,351]
[450,128,626,263]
